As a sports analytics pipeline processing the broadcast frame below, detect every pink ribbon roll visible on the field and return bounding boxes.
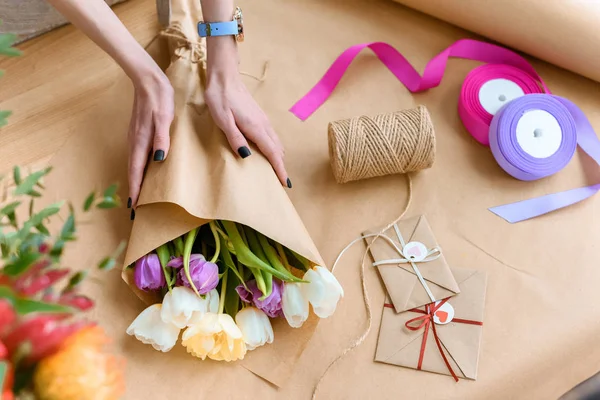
[459,64,545,145]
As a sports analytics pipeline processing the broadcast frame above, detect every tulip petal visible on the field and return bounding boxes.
[126,304,180,352]
[161,287,209,329]
[282,283,309,328]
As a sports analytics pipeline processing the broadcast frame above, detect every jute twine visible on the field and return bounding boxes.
[313,106,437,398]
[328,105,436,184]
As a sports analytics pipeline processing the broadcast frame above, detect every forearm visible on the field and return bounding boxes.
[199,0,239,76]
[46,0,162,86]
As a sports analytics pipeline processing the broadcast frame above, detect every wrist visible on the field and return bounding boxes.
[206,37,239,79]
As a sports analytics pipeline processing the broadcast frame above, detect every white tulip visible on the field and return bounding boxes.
[235,307,274,350]
[161,286,216,329]
[126,304,180,352]
[302,266,344,318]
[281,282,309,328]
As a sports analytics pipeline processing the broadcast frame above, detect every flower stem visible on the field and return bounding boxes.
[209,221,221,263]
[276,243,290,271]
[183,228,201,296]
[174,236,185,256]
[156,244,172,293]
[219,269,228,314]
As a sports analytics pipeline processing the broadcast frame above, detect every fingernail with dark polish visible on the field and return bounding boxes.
[153,150,165,162]
[127,197,132,208]
[130,209,136,221]
[287,178,292,189]
[238,146,251,159]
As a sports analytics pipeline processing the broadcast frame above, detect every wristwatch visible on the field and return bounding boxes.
[198,6,244,42]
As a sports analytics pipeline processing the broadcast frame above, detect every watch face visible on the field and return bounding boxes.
[234,6,244,42]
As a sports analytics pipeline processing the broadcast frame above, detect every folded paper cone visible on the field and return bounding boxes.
[121,0,323,387]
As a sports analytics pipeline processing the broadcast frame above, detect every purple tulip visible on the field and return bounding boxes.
[172,254,219,295]
[236,279,284,318]
[134,254,166,291]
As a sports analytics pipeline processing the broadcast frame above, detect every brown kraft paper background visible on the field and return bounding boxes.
[33,0,600,398]
[390,0,600,84]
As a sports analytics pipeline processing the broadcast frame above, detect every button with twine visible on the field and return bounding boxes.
[327,105,436,184]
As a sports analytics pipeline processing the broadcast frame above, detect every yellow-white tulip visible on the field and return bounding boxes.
[126,304,180,352]
[182,312,246,361]
[235,307,274,350]
[302,266,344,318]
[281,282,309,328]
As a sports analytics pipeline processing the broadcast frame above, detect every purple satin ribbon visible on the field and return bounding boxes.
[489,94,600,223]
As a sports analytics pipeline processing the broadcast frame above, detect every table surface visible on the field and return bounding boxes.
[2,0,600,399]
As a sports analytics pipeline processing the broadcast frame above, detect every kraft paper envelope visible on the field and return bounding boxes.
[376,268,487,380]
[363,215,460,313]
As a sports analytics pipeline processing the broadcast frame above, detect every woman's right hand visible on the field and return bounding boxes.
[127,69,175,217]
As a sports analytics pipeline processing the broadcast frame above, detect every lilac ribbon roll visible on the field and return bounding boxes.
[488,94,600,223]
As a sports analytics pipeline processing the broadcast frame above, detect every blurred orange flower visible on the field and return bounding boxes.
[33,326,124,400]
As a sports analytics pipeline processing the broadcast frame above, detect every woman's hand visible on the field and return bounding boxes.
[204,37,290,188]
[127,69,175,214]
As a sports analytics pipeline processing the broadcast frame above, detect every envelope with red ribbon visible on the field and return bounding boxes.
[363,215,461,313]
[375,268,487,380]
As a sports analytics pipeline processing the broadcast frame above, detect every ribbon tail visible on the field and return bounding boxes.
[489,184,600,223]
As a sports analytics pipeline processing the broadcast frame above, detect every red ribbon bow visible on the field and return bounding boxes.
[384,299,483,382]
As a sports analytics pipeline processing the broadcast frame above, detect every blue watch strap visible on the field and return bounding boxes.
[198,20,239,38]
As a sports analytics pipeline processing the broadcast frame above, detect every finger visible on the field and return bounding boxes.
[264,121,285,158]
[152,110,173,162]
[128,121,153,212]
[253,131,290,188]
[215,112,252,159]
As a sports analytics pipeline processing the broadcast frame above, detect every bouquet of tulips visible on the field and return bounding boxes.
[0,167,124,400]
[126,221,343,360]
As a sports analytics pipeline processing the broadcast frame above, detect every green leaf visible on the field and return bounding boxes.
[66,271,87,290]
[14,167,52,196]
[96,197,118,209]
[28,198,34,217]
[29,189,42,197]
[36,223,50,235]
[83,192,95,211]
[98,257,116,271]
[0,285,17,303]
[60,213,76,241]
[103,183,118,198]
[3,252,41,276]
[26,201,63,228]
[0,200,20,216]
[0,33,22,56]
[50,239,65,258]
[218,235,247,289]
[13,165,21,185]
[221,221,304,283]
[112,240,127,259]
[0,360,7,392]
[14,298,71,315]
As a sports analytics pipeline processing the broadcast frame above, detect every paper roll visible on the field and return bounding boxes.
[390,0,600,82]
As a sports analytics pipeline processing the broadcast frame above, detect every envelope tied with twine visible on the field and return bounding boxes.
[375,268,487,380]
[363,215,460,313]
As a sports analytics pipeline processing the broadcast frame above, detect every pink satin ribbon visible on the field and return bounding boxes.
[290,39,549,121]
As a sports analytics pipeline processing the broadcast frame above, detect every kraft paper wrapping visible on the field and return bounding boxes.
[37,0,600,398]
[389,0,600,83]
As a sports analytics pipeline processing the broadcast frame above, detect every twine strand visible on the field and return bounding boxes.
[313,174,413,400]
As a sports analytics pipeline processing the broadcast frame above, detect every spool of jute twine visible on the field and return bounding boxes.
[313,106,436,398]
[328,105,436,184]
